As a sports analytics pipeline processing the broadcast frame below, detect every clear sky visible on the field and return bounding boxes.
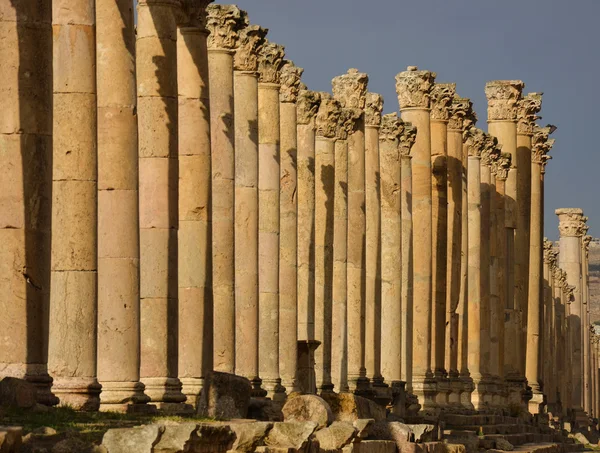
[213,0,600,240]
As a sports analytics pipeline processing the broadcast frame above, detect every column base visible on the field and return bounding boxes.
[435,375,451,410]
[492,378,508,412]
[52,377,102,411]
[142,377,187,405]
[412,376,438,415]
[262,378,287,402]
[527,383,546,415]
[251,377,267,398]
[505,376,528,416]
[459,375,475,412]
[180,377,203,408]
[447,376,464,413]
[348,375,372,398]
[26,370,59,407]
[569,407,589,430]
[390,381,406,417]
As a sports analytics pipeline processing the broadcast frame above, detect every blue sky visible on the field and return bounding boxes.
[213,0,600,240]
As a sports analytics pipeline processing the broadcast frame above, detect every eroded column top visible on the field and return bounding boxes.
[379,113,403,143]
[315,93,342,139]
[257,41,285,84]
[297,90,321,126]
[544,238,559,265]
[448,96,476,131]
[556,208,587,237]
[484,80,525,122]
[463,127,487,158]
[234,25,268,72]
[491,152,512,181]
[532,124,556,169]
[517,92,543,136]
[481,134,501,167]
[336,108,362,141]
[332,69,369,110]
[583,235,593,257]
[365,93,384,128]
[399,122,417,158]
[280,61,304,103]
[176,0,214,29]
[206,4,247,50]
[395,66,437,110]
[430,83,456,122]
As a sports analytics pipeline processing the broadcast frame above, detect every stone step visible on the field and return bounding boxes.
[443,414,522,426]
[482,433,555,447]
[456,424,532,435]
[502,442,563,453]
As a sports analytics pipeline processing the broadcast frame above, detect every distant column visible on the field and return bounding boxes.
[543,239,559,411]
[582,235,592,415]
[396,66,437,412]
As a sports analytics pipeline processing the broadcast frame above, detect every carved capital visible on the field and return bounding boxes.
[543,238,558,265]
[463,127,487,158]
[365,93,384,127]
[448,96,476,131]
[206,4,247,50]
[315,93,342,139]
[336,108,362,141]
[177,0,213,28]
[583,235,593,257]
[517,92,543,135]
[532,124,556,167]
[279,61,304,103]
[379,113,402,142]
[332,68,369,110]
[297,90,321,125]
[233,25,268,71]
[485,80,525,121]
[565,285,575,301]
[481,133,501,167]
[399,122,417,157]
[491,152,512,181]
[430,83,457,121]
[257,41,285,84]
[556,208,587,237]
[395,66,437,109]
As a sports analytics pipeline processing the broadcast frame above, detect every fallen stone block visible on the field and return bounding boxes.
[0,378,37,410]
[264,421,319,453]
[0,427,22,453]
[443,444,466,453]
[321,394,386,423]
[51,436,99,453]
[353,440,397,453]
[102,425,164,453]
[283,395,334,429]
[405,425,436,443]
[198,372,252,420]
[229,421,273,453]
[353,420,374,440]
[493,438,514,451]
[248,398,284,422]
[314,421,357,451]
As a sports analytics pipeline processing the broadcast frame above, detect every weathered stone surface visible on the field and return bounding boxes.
[314,421,357,451]
[198,372,252,420]
[444,444,466,453]
[229,422,273,453]
[368,422,412,451]
[102,425,163,453]
[493,438,514,451]
[0,427,22,453]
[351,440,397,453]
[321,394,386,422]
[51,437,98,453]
[248,398,284,422]
[282,395,334,429]
[353,420,374,440]
[264,422,319,452]
[0,378,36,409]
[405,425,436,442]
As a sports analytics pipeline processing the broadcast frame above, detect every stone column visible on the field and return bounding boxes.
[0,0,55,405]
[582,235,592,415]
[516,93,543,367]
[365,93,385,393]
[485,80,525,404]
[379,113,403,388]
[556,208,588,425]
[331,107,355,393]
[445,97,472,409]
[526,125,555,413]
[137,0,185,408]
[396,66,437,411]
[314,94,342,394]
[49,0,101,410]
[207,5,246,374]
[279,61,304,393]
[430,83,456,409]
[332,69,370,394]
[554,265,567,414]
[177,2,214,406]
[232,24,267,392]
[565,283,576,417]
[97,0,152,411]
[464,127,487,410]
[492,152,512,407]
[543,240,559,411]
[400,122,418,413]
[257,41,286,399]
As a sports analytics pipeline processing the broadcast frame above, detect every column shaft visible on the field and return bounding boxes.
[401,153,413,390]
[494,170,508,401]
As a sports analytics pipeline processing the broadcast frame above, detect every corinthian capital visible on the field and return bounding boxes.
[531,124,556,166]
[485,80,525,121]
[481,133,501,167]
[395,66,436,110]
[279,61,304,103]
[315,93,342,139]
[583,235,593,257]
[517,92,543,135]
[379,113,403,142]
[234,25,268,72]
[430,83,457,121]
[177,0,213,28]
[463,127,487,158]
[332,69,369,110]
[206,4,247,50]
[492,152,512,181]
[365,93,384,127]
[448,96,475,131]
[543,238,558,265]
[336,108,362,141]
[556,208,586,237]
[297,90,321,125]
[257,41,285,84]
[399,122,417,157]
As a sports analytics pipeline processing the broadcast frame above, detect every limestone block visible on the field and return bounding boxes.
[136,4,177,40]
[258,87,281,145]
[259,190,280,234]
[98,190,138,259]
[321,394,386,423]
[178,221,209,288]
[351,440,397,453]
[179,154,210,221]
[443,445,466,453]
[259,144,281,190]
[0,378,36,409]
[139,229,177,298]
[494,438,514,451]
[368,422,411,451]
[97,106,138,190]
[405,425,436,442]
[313,421,357,451]
[139,157,178,228]
[178,99,210,157]
[52,93,96,181]
[353,420,374,440]
[190,424,236,452]
[264,422,319,452]
[136,37,177,98]
[102,425,163,453]
[51,437,99,453]
[53,25,96,93]
[229,422,273,453]
[137,97,178,158]
[197,372,252,420]
[140,297,175,378]
[258,231,280,293]
[248,398,285,422]
[0,427,22,453]
[153,423,199,452]
[282,395,334,429]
